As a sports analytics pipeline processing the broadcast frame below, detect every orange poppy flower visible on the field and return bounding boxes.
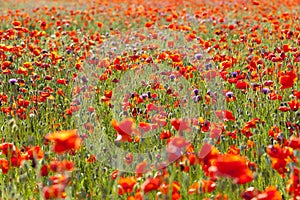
[139,122,158,133]
[128,191,143,200]
[44,130,82,154]
[118,176,137,195]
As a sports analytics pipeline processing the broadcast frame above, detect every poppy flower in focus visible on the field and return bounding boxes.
[44,130,82,154]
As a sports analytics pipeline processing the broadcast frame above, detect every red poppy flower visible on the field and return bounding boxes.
[289,136,300,150]
[286,167,300,197]
[159,181,181,200]
[266,144,294,177]
[198,143,220,177]
[0,159,9,174]
[288,99,300,111]
[171,118,191,133]
[56,78,67,85]
[142,178,161,193]
[236,81,250,90]
[12,21,22,27]
[215,110,236,122]
[111,170,119,180]
[43,183,67,199]
[135,161,148,177]
[44,130,82,154]
[0,143,24,168]
[40,164,49,177]
[160,130,172,139]
[166,137,190,163]
[210,154,254,184]
[279,70,296,89]
[112,118,135,142]
[168,136,190,148]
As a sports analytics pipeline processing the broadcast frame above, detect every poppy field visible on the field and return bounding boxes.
[0,0,299,199]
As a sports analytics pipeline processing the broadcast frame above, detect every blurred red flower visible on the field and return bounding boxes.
[44,130,82,154]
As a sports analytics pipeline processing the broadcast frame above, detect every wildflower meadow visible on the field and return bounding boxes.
[0,0,299,199]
